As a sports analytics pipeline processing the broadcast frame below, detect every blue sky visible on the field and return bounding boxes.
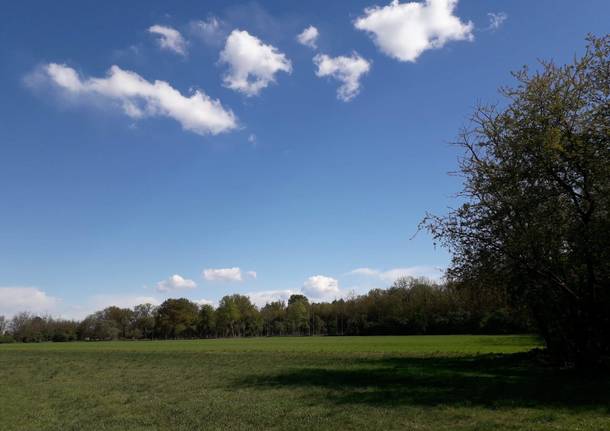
[1,0,608,317]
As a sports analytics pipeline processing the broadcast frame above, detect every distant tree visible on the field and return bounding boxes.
[103,306,134,338]
[216,295,241,337]
[424,35,610,367]
[197,304,217,338]
[287,294,308,305]
[286,295,309,335]
[155,298,199,339]
[0,315,6,334]
[77,311,120,340]
[215,295,260,337]
[133,304,156,339]
[261,301,286,336]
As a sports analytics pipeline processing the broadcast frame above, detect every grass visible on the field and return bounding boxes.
[1,335,608,430]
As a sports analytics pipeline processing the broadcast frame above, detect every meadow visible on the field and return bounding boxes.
[1,335,609,430]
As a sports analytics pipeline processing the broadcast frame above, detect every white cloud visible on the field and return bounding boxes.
[219,30,292,96]
[297,25,319,49]
[487,12,507,31]
[0,287,59,317]
[190,17,228,46]
[348,266,444,282]
[247,289,296,307]
[148,25,187,56]
[156,274,197,292]
[34,63,237,135]
[302,275,341,300]
[313,53,371,101]
[202,267,256,282]
[354,0,474,62]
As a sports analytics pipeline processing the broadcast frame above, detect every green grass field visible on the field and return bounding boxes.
[1,335,609,430]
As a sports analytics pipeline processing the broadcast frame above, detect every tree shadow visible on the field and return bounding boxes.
[237,352,610,410]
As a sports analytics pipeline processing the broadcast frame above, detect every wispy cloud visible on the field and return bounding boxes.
[148,25,188,56]
[202,267,256,282]
[190,16,229,46]
[0,287,59,317]
[487,12,508,31]
[348,266,444,282]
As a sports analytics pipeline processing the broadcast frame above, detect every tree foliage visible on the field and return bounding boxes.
[424,35,610,367]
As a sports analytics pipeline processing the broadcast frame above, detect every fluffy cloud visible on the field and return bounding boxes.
[202,267,256,282]
[0,287,59,317]
[148,25,187,55]
[313,53,371,101]
[297,25,319,49]
[349,266,444,282]
[247,289,296,307]
[156,274,197,292]
[302,275,341,300]
[34,63,237,135]
[219,30,292,96]
[487,12,507,31]
[354,0,474,62]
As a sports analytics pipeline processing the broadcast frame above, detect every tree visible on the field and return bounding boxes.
[197,304,217,338]
[261,301,286,336]
[424,35,610,367]
[133,303,156,339]
[0,315,6,334]
[286,295,309,335]
[77,311,120,340]
[155,298,199,339]
[216,295,241,337]
[103,306,134,338]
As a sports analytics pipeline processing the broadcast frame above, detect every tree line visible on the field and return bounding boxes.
[0,277,532,343]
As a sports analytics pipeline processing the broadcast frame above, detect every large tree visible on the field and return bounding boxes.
[155,298,199,339]
[425,36,610,367]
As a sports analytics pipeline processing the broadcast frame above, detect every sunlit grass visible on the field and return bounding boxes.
[1,335,608,430]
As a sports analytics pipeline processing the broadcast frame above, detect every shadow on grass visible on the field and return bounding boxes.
[238,352,610,410]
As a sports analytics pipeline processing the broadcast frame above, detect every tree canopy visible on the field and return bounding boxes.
[425,35,610,367]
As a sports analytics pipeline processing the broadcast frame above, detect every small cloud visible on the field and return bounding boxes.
[348,266,444,282]
[247,289,295,307]
[202,267,256,282]
[28,63,237,136]
[348,267,380,277]
[247,133,257,146]
[354,0,474,62]
[156,274,197,292]
[219,29,292,96]
[297,25,319,49]
[313,52,371,101]
[302,275,341,301]
[190,16,228,46]
[487,12,507,31]
[148,24,188,56]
